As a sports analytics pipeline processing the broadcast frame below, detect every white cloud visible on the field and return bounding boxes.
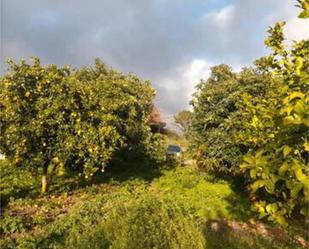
[182,59,211,95]
[156,57,245,117]
[201,5,235,29]
[284,17,309,41]
[155,58,212,116]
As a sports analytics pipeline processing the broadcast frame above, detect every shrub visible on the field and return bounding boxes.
[144,133,167,165]
[0,215,32,234]
[101,195,206,249]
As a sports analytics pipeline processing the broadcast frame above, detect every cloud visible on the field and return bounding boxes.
[155,57,245,116]
[1,0,308,117]
[285,17,309,41]
[201,5,235,30]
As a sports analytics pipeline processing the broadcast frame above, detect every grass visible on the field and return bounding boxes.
[0,160,39,207]
[152,167,252,221]
[0,160,307,249]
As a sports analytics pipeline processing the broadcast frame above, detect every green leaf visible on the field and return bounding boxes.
[251,180,265,193]
[295,57,303,76]
[283,91,304,104]
[282,146,292,158]
[294,167,308,185]
[265,180,275,193]
[250,169,258,178]
[290,184,303,198]
[278,162,289,176]
[304,142,309,151]
[300,206,309,216]
[275,215,288,228]
[266,203,278,213]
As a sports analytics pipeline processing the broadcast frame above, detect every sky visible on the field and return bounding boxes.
[1,0,308,117]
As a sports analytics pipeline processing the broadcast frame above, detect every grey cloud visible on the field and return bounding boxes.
[1,0,304,116]
[1,0,192,77]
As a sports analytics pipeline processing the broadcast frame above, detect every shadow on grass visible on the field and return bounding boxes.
[0,186,39,209]
[206,173,253,222]
[0,157,165,210]
[0,160,40,208]
[224,190,253,222]
[47,159,164,195]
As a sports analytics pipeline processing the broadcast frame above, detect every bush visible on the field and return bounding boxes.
[0,215,32,234]
[100,195,206,249]
[144,133,167,165]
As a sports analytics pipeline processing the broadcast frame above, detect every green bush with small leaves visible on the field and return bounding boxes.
[102,195,206,249]
[0,160,37,206]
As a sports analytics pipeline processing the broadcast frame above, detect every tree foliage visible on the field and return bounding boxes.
[296,0,309,18]
[238,19,309,226]
[190,65,271,175]
[190,4,308,226]
[0,58,156,192]
[174,110,191,133]
[149,106,166,134]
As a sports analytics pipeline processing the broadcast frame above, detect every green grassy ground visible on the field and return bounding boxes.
[0,160,307,249]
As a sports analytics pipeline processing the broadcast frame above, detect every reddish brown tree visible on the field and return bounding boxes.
[149,106,166,133]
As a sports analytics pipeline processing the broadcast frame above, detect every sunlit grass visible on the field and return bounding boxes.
[0,161,306,249]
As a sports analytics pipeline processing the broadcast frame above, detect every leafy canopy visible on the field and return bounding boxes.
[238,18,309,226]
[0,58,156,192]
[190,2,308,226]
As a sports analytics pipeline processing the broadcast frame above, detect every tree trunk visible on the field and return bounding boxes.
[41,174,48,193]
[41,164,49,193]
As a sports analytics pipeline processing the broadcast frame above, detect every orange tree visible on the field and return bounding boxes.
[189,1,308,226]
[0,58,155,193]
[189,65,271,175]
[238,6,308,226]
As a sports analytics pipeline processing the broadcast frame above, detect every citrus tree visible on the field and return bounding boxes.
[0,58,155,193]
[73,59,156,163]
[238,9,308,226]
[190,65,271,175]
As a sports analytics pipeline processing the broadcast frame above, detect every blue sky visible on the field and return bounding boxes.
[1,0,308,116]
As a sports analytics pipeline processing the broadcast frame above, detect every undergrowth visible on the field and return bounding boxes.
[0,161,306,249]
